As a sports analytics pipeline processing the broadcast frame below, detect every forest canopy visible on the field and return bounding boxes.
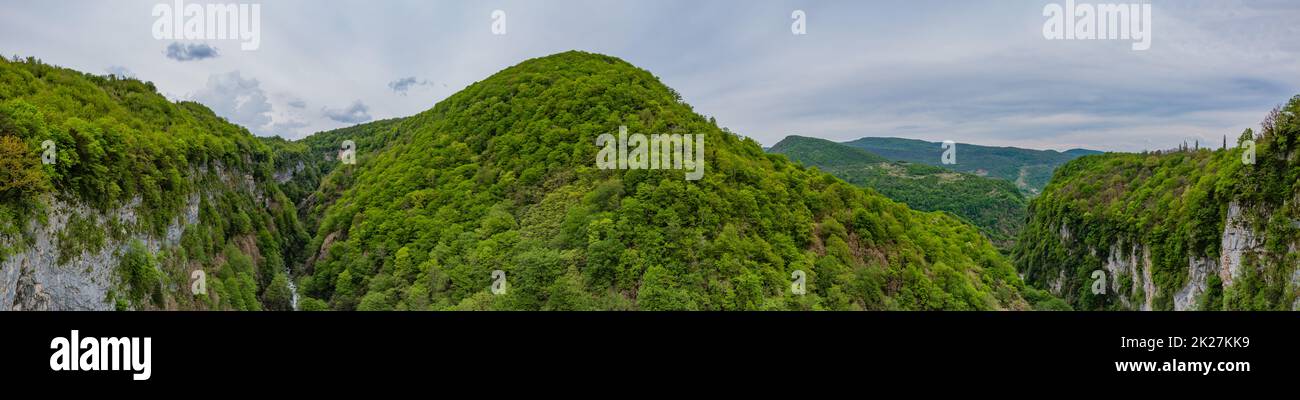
[293,51,1034,311]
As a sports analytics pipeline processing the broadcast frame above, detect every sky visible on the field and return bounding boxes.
[1,0,1297,152]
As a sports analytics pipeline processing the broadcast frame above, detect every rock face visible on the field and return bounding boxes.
[1166,200,1284,311]
[1042,200,1292,311]
[1292,266,1300,311]
[11,263,51,311]
[1099,240,1155,311]
[0,194,199,311]
[274,161,305,184]
[1219,202,1261,287]
[1175,256,1216,311]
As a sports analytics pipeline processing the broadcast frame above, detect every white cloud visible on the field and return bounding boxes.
[0,0,1295,151]
[189,71,273,134]
[323,100,373,124]
[104,65,135,78]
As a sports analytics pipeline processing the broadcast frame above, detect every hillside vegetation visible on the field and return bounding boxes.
[769,135,1026,248]
[292,51,1034,311]
[1014,96,1300,310]
[0,56,305,310]
[843,137,1099,196]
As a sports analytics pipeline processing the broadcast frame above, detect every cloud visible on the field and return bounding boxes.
[7,1,1298,151]
[190,71,272,134]
[388,76,433,95]
[323,100,373,124]
[104,65,134,78]
[660,1,1300,152]
[164,42,219,61]
[190,72,315,138]
[269,119,311,137]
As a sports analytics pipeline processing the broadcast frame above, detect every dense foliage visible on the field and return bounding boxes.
[0,56,303,310]
[261,118,404,235]
[770,135,1027,248]
[4,52,1081,312]
[296,51,1032,311]
[1014,96,1300,310]
[843,137,1099,196]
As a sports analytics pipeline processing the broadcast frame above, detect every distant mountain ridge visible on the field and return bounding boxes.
[841,137,1101,196]
[769,135,1026,249]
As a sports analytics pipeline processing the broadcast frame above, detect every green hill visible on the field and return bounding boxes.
[768,135,891,166]
[1014,96,1300,311]
[291,51,1033,311]
[769,135,1026,249]
[842,137,1100,196]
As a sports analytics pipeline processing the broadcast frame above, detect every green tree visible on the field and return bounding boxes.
[637,265,695,311]
[0,135,46,200]
[119,240,162,308]
[263,273,294,311]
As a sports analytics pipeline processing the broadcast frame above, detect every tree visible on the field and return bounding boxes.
[637,265,695,311]
[263,273,294,311]
[0,135,45,200]
[543,270,591,311]
[119,240,162,308]
[298,296,329,311]
[732,271,763,311]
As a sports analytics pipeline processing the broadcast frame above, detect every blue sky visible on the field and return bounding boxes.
[2,0,1297,151]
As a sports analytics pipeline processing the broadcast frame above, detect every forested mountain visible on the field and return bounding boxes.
[14,50,1289,313]
[287,51,1036,311]
[0,56,304,310]
[768,135,892,166]
[842,137,1100,196]
[0,52,1045,311]
[1014,96,1300,311]
[769,135,1026,249]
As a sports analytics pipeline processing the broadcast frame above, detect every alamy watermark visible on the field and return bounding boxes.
[491,270,508,295]
[340,140,356,165]
[41,140,56,164]
[491,10,507,35]
[1091,269,1107,295]
[191,270,206,296]
[941,140,957,165]
[596,126,705,180]
[1042,1,1152,51]
[50,330,152,381]
[791,10,806,35]
[152,1,261,51]
[1240,140,1255,165]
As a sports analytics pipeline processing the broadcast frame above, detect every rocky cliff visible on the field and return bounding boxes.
[1014,96,1300,311]
[0,57,305,311]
